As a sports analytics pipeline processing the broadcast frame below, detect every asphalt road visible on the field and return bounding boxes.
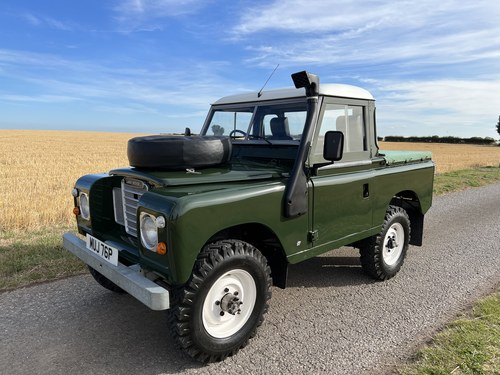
[1,184,499,375]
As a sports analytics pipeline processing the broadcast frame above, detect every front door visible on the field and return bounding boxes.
[309,99,374,251]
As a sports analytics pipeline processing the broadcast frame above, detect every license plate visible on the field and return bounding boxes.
[86,234,119,266]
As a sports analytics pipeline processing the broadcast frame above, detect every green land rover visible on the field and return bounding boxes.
[63,71,434,362]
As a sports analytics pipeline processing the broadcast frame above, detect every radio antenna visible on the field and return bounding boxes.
[258,64,279,97]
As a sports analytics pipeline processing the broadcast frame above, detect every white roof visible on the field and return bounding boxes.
[213,83,374,105]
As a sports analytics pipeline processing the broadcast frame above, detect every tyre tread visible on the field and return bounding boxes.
[168,240,272,363]
[358,205,411,281]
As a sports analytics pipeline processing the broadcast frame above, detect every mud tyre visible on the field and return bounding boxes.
[359,205,411,280]
[88,266,126,294]
[127,135,232,170]
[169,240,272,363]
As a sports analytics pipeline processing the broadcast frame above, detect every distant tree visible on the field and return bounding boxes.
[497,115,500,137]
[211,124,225,136]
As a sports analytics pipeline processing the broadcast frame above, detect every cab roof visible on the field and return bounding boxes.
[213,83,374,105]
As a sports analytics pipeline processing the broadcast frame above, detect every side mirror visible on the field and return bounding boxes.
[323,131,344,161]
[312,131,344,175]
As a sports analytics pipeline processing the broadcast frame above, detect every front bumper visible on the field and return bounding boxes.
[63,232,170,311]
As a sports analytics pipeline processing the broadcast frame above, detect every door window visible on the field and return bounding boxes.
[312,103,368,163]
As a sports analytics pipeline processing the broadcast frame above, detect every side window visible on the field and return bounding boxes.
[312,103,367,163]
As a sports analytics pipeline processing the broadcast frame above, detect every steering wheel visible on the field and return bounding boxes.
[229,129,247,138]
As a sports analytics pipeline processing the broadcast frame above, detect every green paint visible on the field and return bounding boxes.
[66,80,434,287]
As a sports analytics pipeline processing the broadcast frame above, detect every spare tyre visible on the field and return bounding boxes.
[128,135,232,170]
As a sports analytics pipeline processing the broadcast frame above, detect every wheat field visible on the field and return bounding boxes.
[1,130,499,231]
[379,141,500,174]
[0,130,136,231]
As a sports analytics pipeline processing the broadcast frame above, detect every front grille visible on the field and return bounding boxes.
[121,178,148,237]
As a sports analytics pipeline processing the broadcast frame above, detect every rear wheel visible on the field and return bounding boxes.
[169,240,272,362]
[359,205,411,280]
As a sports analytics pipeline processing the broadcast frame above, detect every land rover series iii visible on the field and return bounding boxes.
[63,71,434,362]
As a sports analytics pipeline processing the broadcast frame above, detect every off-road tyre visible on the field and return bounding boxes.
[358,205,411,280]
[127,135,232,170]
[88,266,126,294]
[168,240,272,363]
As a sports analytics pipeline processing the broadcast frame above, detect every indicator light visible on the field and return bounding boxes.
[157,242,167,255]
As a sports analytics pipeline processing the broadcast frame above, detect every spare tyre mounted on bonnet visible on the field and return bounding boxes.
[127,135,232,169]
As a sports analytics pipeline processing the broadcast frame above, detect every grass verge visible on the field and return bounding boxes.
[433,166,500,195]
[0,226,86,291]
[399,290,500,375]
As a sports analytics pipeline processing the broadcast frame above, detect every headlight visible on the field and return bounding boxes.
[140,213,158,251]
[79,193,90,220]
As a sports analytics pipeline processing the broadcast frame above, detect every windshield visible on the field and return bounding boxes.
[201,99,308,142]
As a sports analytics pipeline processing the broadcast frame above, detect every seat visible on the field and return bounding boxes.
[336,115,364,152]
[269,117,293,140]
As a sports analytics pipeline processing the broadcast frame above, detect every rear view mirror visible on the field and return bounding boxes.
[323,131,344,161]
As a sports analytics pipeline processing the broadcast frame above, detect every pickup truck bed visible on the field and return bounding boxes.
[380,150,432,166]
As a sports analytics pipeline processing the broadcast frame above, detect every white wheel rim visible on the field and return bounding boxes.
[202,269,257,338]
[382,222,405,266]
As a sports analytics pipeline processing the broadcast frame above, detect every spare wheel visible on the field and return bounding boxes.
[127,135,232,169]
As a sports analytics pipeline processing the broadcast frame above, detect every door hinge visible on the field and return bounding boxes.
[308,230,319,242]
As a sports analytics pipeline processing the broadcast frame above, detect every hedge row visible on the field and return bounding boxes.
[382,136,496,145]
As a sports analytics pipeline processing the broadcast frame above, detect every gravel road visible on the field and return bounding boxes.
[1,184,499,375]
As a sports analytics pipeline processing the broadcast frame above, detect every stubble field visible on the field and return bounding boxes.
[0,130,140,231]
[379,141,500,173]
[1,129,500,232]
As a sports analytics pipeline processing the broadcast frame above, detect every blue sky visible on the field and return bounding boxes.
[1,0,499,138]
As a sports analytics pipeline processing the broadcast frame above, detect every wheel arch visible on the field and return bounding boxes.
[205,223,288,289]
[389,190,425,246]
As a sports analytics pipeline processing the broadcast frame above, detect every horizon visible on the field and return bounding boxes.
[2,128,498,144]
[1,1,499,139]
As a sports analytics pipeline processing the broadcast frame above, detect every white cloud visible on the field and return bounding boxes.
[234,0,390,35]
[0,94,80,103]
[232,0,500,72]
[233,1,494,35]
[373,78,500,138]
[0,49,78,69]
[23,14,41,26]
[43,17,73,31]
[23,13,74,31]
[0,48,234,112]
[115,0,202,17]
[243,27,500,69]
[94,103,160,115]
[112,0,207,31]
[230,0,500,139]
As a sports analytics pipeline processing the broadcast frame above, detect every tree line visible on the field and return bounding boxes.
[381,116,500,145]
[381,135,496,145]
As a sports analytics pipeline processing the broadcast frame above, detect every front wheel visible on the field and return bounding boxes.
[169,240,272,362]
[359,205,411,280]
[88,266,125,293]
